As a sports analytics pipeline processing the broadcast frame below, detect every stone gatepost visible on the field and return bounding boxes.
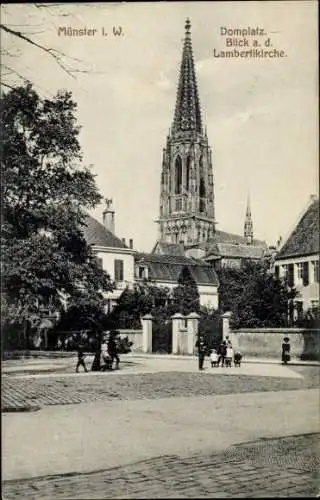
[222,311,232,341]
[221,311,239,350]
[187,312,201,355]
[171,313,185,354]
[142,314,153,353]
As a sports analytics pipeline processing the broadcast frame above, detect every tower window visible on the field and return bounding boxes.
[185,155,191,191]
[175,197,183,211]
[199,177,206,213]
[174,156,182,194]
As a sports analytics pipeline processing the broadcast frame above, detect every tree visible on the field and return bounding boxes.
[1,84,113,345]
[217,261,297,328]
[171,266,200,315]
[108,282,172,329]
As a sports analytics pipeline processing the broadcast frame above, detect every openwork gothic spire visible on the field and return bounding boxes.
[172,18,202,134]
[244,195,254,244]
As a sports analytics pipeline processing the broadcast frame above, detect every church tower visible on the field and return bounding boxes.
[244,195,254,244]
[156,19,215,246]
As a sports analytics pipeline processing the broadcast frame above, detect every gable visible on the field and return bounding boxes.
[81,214,127,249]
[276,199,319,260]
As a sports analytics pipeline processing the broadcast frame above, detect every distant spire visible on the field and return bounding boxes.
[244,194,254,244]
[172,18,202,135]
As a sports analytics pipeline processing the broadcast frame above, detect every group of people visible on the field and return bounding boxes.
[196,335,242,370]
[210,339,242,368]
[76,330,121,373]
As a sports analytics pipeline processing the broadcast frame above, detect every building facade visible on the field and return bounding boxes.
[274,196,319,315]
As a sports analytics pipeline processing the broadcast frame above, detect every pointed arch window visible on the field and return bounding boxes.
[185,155,191,192]
[174,156,182,194]
[199,178,206,213]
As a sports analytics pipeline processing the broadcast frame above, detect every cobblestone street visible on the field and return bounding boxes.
[2,360,319,498]
[3,433,319,499]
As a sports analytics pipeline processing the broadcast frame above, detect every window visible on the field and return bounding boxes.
[185,156,191,191]
[274,265,280,279]
[114,259,124,282]
[302,261,309,286]
[174,156,182,194]
[296,263,303,280]
[199,178,206,213]
[175,197,183,212]
[96,257,103,269]
[282,264,288,279]
[138,266,148,279]
[287,263,294,287]
[312,261,319,283]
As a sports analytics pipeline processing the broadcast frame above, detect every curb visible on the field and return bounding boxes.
[2,405,42,413]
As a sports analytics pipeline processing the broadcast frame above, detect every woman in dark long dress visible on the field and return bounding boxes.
[282,337,291,364]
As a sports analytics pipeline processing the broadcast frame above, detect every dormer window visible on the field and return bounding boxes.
[135,262,148,280]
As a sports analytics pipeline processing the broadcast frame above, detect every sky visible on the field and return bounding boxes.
[2,1,318,252]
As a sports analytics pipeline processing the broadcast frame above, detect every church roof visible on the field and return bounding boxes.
[172,18,202,135]
[275,198,319,260]
[135,252,219,286]
[212,230,266,247]
[205,243,266,260]
[152,241,185,256]
[81,214,127,249]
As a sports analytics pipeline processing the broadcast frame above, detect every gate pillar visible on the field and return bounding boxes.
[221,311,232,342]
[142,314,153,353]
[187,312,201,355]
[171,313,185,354]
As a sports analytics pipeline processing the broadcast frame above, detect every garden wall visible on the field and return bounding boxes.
[230,328,320,360]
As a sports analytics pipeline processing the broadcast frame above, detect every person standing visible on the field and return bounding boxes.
[282,337,291,364]
[195,334,207,370]
[76,343,88,373]
[225,343,234,367]
[218,340,227,367]
[210,348,219,367]
[108,330,120,370]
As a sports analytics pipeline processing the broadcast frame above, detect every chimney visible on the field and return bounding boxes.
[129,238,133,249]
[122,238,126,246]
[102,198,115,233]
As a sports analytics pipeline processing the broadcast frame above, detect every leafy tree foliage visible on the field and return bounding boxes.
[217,261,297,328]
[1,84,113,336]
[108,282,172,329]
[171,266,200,315]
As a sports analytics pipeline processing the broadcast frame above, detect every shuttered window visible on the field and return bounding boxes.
[302,262,309,286]
[114,259,124,281]
[288,264,294,287]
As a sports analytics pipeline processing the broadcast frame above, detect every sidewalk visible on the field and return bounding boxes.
[127,352,320,366]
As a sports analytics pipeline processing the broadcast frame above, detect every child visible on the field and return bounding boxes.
[210,348,218,367]
[225,344,234,367]
[234,351,242,367]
